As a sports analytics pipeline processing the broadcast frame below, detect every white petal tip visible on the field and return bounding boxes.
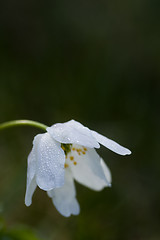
[37,181,65,191]
[25,201,31,207]
[63,212,80,218]
[108,183,112,187]
[122,149,132,156]
[115,147,132,156]
[92,131,132,156]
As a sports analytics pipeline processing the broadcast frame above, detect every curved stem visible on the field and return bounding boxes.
[0,120,48,132]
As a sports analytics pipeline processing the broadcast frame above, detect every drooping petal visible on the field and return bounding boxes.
[25,147,37,206]
[34,133,65,191]
[67,144,110,190]
[25,177,37,206]
[47,120,100,149]
[47,169,80,217]
[92,130,131,155]
[100,158,112,186]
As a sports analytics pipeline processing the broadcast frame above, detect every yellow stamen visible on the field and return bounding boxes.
[70,156,74,161]
[73,161,77,165]
[64,163,69,168]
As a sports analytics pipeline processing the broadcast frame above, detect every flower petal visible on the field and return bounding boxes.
[47,169,80,217]
[25,148,37,206]
[92,131,131,155]
[100,158,112,186]
[34,133,65,191]
[25,177,37,206]
[67,144,110,190]
[47,120,100,148]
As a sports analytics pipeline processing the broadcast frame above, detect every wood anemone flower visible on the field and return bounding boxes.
[25,120,131,217]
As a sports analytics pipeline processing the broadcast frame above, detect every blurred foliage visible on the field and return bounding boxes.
[0,0,160,239]
[0,217,42,240]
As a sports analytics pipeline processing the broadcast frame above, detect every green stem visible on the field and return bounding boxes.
[0,120,48,132]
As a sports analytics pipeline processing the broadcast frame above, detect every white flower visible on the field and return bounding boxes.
[25,120,131,217]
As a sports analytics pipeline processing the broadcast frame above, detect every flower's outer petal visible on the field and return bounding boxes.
[92,130,131,155]
[25,148,37,206]
[100,158,112,186]
[67,144,110,190]
[47,169,80,217]
[47,120,100,149]
[25,177,37,206]
[35,133,65,191]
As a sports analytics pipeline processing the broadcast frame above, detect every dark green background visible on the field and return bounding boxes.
[0,0,159,239]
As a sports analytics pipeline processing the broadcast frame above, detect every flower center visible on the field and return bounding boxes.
[61,143,72,155]
[62,144,88,168]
